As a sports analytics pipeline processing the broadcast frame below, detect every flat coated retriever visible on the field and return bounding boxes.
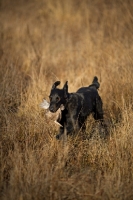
[49,77,104,139]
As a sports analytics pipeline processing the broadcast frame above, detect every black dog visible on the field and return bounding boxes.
[49,77,104,139]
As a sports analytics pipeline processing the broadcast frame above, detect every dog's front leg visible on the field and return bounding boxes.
[55,113,66,140]
[65,116,80,135]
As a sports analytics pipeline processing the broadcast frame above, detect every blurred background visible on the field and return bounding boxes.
[1,1,133,199]
[0,0,133,108]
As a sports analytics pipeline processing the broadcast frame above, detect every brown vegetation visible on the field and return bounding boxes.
[0,0,133,199]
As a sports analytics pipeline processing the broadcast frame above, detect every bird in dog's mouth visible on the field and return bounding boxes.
[40,99,64,127]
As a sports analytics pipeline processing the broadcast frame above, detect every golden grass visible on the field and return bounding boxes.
[1,0,133,199]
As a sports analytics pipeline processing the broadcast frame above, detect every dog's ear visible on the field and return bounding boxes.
[51,81,60,90]
[63,81,68,99]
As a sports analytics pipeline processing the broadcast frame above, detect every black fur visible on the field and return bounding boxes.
[49,77,104,139]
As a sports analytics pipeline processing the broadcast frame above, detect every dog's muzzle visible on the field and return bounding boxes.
[49,104,59,112]
[49,106,56,113]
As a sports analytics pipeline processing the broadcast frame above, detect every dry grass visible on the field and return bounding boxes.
[1,0,133,199]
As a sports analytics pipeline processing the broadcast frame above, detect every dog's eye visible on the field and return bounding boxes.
[56,97,60,102]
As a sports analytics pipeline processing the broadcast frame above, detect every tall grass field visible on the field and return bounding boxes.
[0,0,133,199]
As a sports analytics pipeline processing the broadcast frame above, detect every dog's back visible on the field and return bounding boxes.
[76,76,103,121]
[76,76,100,93]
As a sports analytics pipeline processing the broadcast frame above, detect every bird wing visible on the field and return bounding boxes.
[40,99,50,109]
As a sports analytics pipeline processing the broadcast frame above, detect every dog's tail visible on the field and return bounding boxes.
[89,76,100,89]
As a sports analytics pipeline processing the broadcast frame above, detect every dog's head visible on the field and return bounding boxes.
[49,81,68,113]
